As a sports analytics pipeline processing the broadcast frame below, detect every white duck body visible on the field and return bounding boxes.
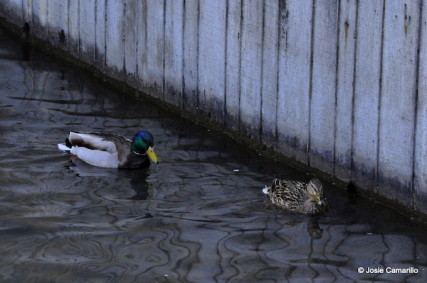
[70,133,120,168]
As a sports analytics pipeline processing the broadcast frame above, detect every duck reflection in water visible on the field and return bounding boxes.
[307,217,323,239]
[64,160,154,201]
[129,171,153,200]
[21,22,30,61]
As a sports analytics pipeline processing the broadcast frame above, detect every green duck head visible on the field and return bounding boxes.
[130,131,159,164]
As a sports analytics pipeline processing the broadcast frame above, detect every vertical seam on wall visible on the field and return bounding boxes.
[104,0,107,69]
[66,1,71,53]
[333,0,342,178]
[45,0,49,40]
[308,0,316,167]
[30,0,33,26]
[196,0,200,109]
[144,0,148,80]
[77,0,80,57]
[135,0,139,78]
[181,0,185,109]
[123,1,126,79]
[223,0,228,126]
[29,0,32,32]
[95,0,98,63]
[32,0,35,34]
[47,1,50,40]
[67,0,70,53]
[259,0,265,143]
[66,2,68,45]
[411,0,424,210]
[238,0,243,132]
[274,0,280,145]
[162,0,166,101]
[376,0,386,193]
[182,0,187,106]
[350,0,360,182]
[124,0,127,80]
[21,0,23,24]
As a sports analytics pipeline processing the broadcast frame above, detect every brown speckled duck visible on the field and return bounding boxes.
[262,178,327,215]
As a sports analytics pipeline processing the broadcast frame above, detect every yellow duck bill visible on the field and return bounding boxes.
[146,146,159,164]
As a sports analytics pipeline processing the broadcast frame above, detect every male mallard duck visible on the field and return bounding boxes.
[262,178,327,215]
[57,131,159,169]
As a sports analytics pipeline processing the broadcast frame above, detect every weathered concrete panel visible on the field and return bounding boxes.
[352,0,383,191]
[67,0,79,56]
[240,0,263,139]
[198,0,226,123]
[334,0,357,181]
[79,0,95,64]
[224,0,242,131]
[277,0,313,165]
[378,0,420,207]
[48,1,69,49]
[32,0,48,40]
[164,0,184,106]
[136,0,146,89]
[0,0,21,24]
[414,1,427,210]
[140,0,165,99]
[309,0,339,174]
[23,0,32,24]
[47,1,68,48]
[124,0,137,79]
[182,0,199,111]
[260,0,279,147]
[105,0,124,80]
[95,0,106,69]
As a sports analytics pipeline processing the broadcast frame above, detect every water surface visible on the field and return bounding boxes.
[0,26,426,282]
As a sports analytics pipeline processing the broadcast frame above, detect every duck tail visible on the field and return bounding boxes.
[262,186,270,195]
[58,138,73,152]
[57,143,71,151]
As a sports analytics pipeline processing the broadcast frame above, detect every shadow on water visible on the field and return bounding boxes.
[0,25,427,282]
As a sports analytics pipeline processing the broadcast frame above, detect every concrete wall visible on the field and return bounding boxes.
[1,0,426,213]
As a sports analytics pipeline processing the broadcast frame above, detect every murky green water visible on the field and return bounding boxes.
[1,25,427,282]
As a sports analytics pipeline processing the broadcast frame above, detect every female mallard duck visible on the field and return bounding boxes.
[57,131,159,169]
[262,178,327,215]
